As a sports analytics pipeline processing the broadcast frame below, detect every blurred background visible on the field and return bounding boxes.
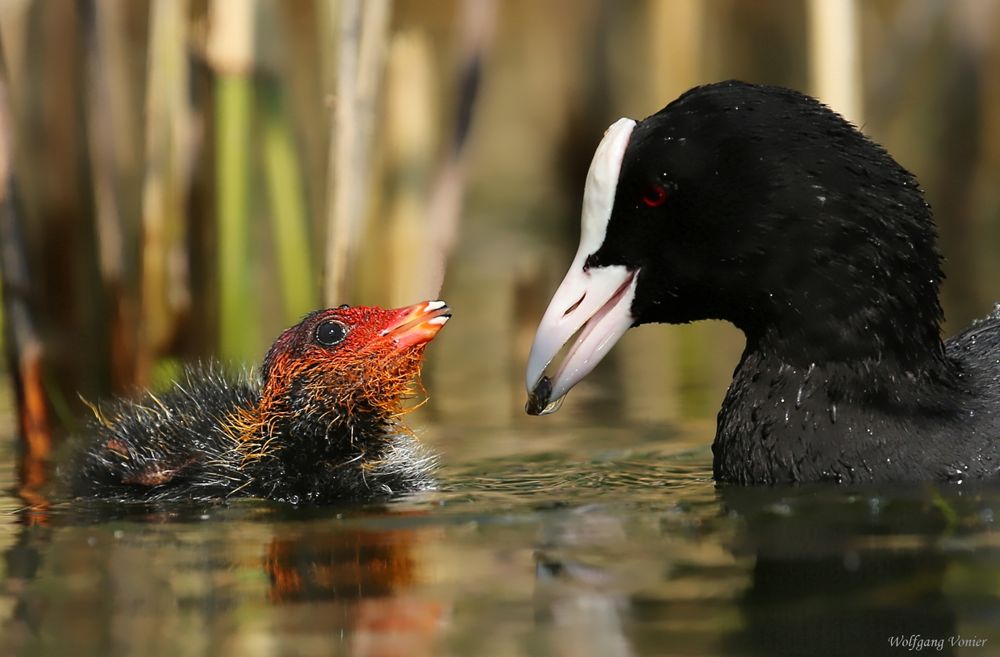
[1,0,999,478]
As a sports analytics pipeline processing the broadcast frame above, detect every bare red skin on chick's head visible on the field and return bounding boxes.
[230,301,451,454]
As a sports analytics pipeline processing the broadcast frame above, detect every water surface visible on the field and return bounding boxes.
[2,419,999,657]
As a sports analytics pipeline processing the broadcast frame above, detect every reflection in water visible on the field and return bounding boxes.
[741,551,954,657]
[533,510,634,657]
[0,499,450,657]
[265,524,448,657]
[520,479,997,657]
[2,521,50,654]
[0,446,998,657]
[265,527,419,603]
[2,470,53,654]
[719,486,963,657]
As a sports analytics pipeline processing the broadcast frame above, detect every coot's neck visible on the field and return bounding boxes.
[740,293,966,409]
[742,308,954,377]
[714,321,966,484]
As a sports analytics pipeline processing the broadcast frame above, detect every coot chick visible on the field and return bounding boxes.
[526,80,1000,485]
[68,301,450,503]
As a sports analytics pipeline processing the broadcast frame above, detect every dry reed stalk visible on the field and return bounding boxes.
[649,0,703,102]
[140,0,192,380]
[419,0,496,298]
[380,31,436,307]
[0,60,52,493]
[807,0,861,125]
[377,0,495,308]
[324,0,392,306]
[85,0,139,389]
[0,4,29,113]
[274,1,328,234]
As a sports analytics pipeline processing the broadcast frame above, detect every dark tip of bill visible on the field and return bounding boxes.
[525,376,553,416]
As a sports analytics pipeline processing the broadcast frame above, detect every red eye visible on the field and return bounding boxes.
[641,183,668,208]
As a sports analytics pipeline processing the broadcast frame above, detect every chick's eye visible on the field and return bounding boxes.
[641,183,668,208]
[315,320,348,347]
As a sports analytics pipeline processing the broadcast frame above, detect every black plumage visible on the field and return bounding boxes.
[527,80,1000,484]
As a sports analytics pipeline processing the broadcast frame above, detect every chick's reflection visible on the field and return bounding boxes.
[266,528,417,603]
[264,524,448,657]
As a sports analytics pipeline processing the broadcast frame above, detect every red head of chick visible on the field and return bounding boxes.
[67,301,451,504]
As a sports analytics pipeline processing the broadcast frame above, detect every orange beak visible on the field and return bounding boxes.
[380,300,451,351]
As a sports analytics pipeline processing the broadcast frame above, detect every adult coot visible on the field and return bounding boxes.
[68,301,450,503]
[526,80,1000,484]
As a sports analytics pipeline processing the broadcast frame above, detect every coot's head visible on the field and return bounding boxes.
[526,80,944,414]
[259,300,451,420]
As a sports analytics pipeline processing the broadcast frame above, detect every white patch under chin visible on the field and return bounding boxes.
[574,118,636,271]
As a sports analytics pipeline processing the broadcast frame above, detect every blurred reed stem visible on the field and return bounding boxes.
[807,0,861,124]
[85,0,138,389]
[0,56,52,492]
[418,0,495,298]
[261,80,316,321]
[140,0,192,382]
[209,0,257,362]
[379,31,436,307]
[324,0,391,306]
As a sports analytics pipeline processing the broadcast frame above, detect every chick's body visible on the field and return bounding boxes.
[66,301,449,504]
